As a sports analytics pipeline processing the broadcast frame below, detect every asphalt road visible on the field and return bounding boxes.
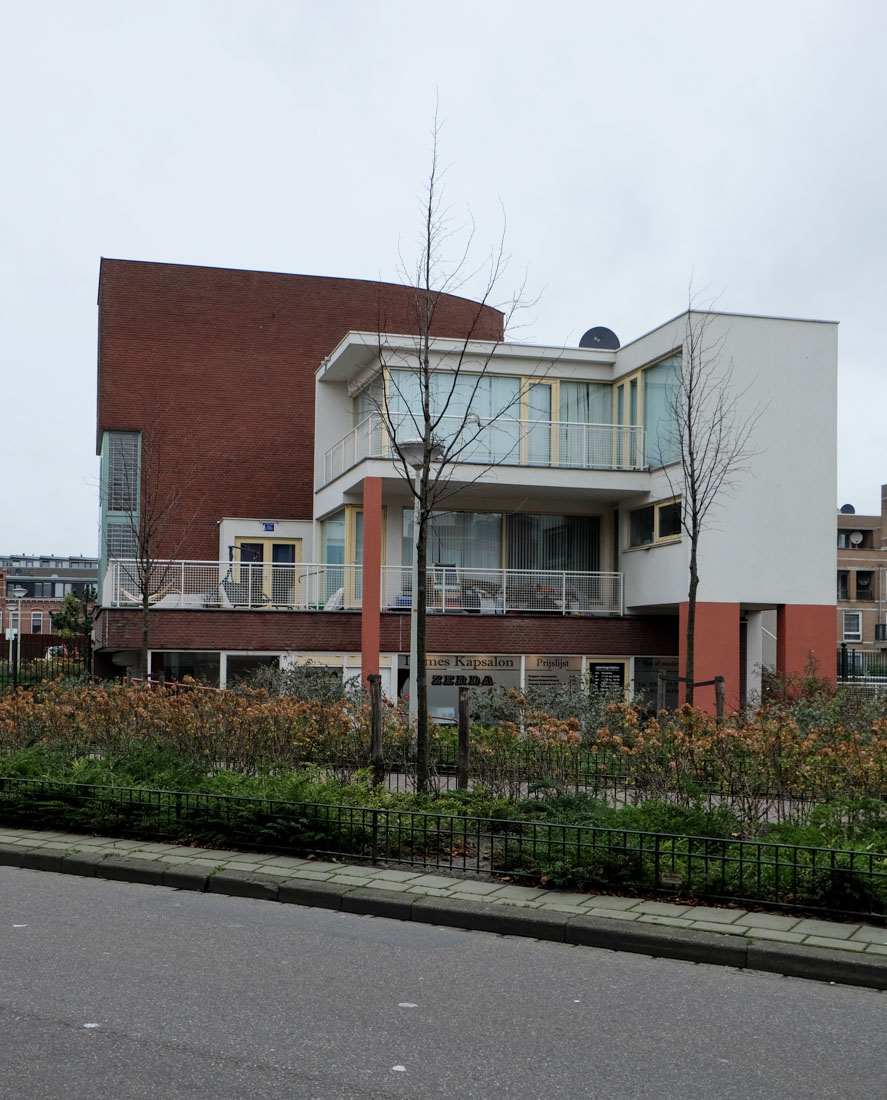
[1,866,884,1100]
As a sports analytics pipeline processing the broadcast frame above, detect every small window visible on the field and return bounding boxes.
[629,506,655,547]
[843,611,862,642]
[629,498,681,548]
[31,612,43,634]
[658,501,681,539]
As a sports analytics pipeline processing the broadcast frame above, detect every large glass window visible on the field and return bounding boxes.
[643,355,681,467]
[106,432,140,511]
[403,510,502,570]
[506,514,600,571]
[401,510,600,573]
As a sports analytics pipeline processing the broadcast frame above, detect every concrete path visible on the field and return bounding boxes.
[2,825,887,990]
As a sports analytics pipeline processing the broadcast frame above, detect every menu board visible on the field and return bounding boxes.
[587,661,626,694]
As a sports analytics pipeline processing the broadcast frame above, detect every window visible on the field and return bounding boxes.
[643,354,681,467]
[657,501,682,539]
[837,530,848,548]
[629,499,682,548]
[106,522,139,561]
[837,571,849,601]
[843,611,862,642]
[106,432,140,512]
[31,612,43,634]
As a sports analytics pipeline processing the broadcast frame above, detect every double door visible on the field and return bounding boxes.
[234,538,302,607]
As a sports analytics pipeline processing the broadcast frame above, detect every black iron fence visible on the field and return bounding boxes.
[0,634,91,693]
[2,775,885,922]
[837,644,887,682]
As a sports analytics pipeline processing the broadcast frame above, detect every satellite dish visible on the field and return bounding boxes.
[9,585,27,598]
[858,573,871,587]
[579,326,620,350]
[840,504,856,514]
[850,530,864,546]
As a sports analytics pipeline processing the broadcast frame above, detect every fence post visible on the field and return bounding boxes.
[714,676,725,719]
[457,687,470,790]
[839,641,847,681]
[370,807,379,865]
[656,669,667,713]
[368,673,384,788]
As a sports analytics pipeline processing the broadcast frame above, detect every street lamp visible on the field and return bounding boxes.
[6,586,26,688]
[398,438,444,726]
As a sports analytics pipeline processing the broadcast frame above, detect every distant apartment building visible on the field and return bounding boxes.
[837,486,887,653]
[1,554,98,635]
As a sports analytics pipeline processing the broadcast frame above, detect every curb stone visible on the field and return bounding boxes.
[206,869,280,901]
[341,886,415,921]
[746,940,887,990]
[565,913,748,968]
[277,880,347,910]
[162,866,209,892]
[412,895,568,942]
[97,855,166,886]
[4,838,887,990]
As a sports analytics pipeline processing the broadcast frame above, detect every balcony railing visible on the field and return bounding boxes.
[104,560,623,615]
[323,413,647,484]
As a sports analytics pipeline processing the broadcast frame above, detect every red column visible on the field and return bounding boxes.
[360,477,382,684]
[678,601,741,713]
[776,604,836,685]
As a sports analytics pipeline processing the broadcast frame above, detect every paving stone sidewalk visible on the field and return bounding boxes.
[3,826,887,988]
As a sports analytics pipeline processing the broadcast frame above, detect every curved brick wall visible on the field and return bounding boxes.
[97,260,504,560]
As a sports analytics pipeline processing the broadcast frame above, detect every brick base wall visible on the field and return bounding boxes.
[95,609,678,657]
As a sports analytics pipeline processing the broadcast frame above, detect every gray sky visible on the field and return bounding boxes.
[2,0,884,556]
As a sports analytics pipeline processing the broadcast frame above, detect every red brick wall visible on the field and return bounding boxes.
[97,260,504,560]
[96,608,678,657]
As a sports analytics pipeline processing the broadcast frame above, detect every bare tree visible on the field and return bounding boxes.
[664,304,762,705]
[104,424,202,680]
[371,117,536,790]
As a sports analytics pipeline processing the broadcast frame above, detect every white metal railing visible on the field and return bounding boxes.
[105,560,622,615]
[382,566,623,615]
[106,560,364,611]
[323,413,646,485]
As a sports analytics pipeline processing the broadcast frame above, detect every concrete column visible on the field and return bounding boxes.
[776,604,836,685]
[678,601,741,713]
[744,610,764,705]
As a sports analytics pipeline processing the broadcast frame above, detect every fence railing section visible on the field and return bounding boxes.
[1,776,885,921]
[323,413,647,485]
[105,560,623,615]
[837,645,887,682]
[382,565,623,614]
[106,560,364,611]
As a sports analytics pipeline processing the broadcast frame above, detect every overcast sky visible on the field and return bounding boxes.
[1,0,884,556]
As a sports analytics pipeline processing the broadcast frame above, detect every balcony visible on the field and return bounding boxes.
[323,413,646,486]
[104,560,623,616]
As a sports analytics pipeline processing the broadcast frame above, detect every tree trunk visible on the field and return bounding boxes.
[415,513,430,792]
[140,591,150,682]
[685,535,699,705]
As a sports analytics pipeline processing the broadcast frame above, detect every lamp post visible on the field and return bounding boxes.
[6,586,26,688]
[398,438,444,726]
